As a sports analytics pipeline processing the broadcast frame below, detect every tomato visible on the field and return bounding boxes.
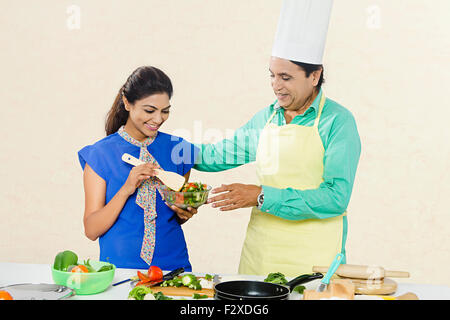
[134,268,162,286]
[135,270,150,286]
[175,193,184,203]
[0,290,13,300]
[147,266,163,281]
[137,270,149,281]
[71,265,89,273]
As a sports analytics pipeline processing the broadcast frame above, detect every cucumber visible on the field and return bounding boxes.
[181,274,197,286]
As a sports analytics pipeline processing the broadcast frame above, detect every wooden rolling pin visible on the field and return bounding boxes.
[312,264,410,280]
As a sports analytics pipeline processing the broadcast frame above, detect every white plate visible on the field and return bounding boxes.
[0,283,74,300]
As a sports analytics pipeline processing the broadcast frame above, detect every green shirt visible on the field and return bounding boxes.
[193,90,361,221]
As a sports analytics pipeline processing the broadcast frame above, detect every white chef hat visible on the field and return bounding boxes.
[272,0,333,65]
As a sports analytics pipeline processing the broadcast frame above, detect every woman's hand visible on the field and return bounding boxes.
[120,163,158,196]
[165,204,198,224]
[207,183,262,211]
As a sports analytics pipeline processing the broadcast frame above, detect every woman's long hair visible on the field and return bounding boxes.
[105,66,173,135]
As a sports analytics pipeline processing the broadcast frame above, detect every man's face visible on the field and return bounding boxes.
[269,56,321,112]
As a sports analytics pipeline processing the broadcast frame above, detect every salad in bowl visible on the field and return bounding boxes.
[160,182,211,209]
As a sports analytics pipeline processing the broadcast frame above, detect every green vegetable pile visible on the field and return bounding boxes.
[128,286,153,300]
[180,182,207,192]
[264,272,288,285]
[128,286,173,300]
[53,250,113,273]
[264,272,305,294]
[164,182,210,208]
[161,273,203,290]
[129,273,213,300]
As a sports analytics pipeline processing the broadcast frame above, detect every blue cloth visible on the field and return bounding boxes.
[78,131,199,270]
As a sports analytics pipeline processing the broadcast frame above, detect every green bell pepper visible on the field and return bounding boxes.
[53,250,78,271]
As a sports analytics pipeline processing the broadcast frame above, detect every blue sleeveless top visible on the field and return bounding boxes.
[78,131,199,270]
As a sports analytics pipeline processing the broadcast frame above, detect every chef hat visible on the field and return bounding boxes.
[272,0,333,65]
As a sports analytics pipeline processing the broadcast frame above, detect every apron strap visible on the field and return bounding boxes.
[265,107,278,126]
[313,92,326,128]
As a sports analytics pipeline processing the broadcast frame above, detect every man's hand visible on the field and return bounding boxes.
[207,183,262,211]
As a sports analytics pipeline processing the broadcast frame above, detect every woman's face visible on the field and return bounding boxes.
[269,56,321,112]
[123,92,171,141]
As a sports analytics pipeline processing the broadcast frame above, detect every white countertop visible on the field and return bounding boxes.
[1,262,449,300]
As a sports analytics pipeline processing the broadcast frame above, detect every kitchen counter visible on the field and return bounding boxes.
[1,262,449,300]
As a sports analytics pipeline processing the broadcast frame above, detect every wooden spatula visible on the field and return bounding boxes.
[121,153,186,191]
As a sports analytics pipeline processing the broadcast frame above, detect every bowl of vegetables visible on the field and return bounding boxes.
[51,250,115,295]
[160,182,211,209]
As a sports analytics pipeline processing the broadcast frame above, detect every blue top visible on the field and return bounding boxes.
[78,131,199,270]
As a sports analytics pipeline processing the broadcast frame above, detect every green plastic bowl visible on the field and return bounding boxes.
[51,260,116,295]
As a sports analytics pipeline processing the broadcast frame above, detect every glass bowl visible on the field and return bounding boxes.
[160,184,212,209]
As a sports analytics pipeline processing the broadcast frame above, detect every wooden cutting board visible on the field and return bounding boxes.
[151,285,215,298]
[340,277,383,285]
[144,275,216,298]
[351,278,398,295]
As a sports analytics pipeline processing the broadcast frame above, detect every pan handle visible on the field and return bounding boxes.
[286,272,324,292]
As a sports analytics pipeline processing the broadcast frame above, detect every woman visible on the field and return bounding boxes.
[78,66,199,270]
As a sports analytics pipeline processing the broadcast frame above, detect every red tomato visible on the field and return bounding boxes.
[71,265,89,273]
[147,266,163,281]
[175,193,184,203]
[0,290,13,300]
[137,270,149,281]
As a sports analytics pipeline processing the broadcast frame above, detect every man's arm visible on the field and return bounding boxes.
[261,112,361,220]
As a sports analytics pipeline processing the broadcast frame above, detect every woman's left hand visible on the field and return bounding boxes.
[207,183,262,211]
[166,203,198,224]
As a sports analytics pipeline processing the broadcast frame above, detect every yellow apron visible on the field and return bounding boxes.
[238,92,346,277]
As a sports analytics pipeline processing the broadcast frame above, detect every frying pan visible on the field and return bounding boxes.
[214,272,323,300]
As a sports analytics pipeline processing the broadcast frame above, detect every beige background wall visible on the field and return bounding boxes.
[1,0,449,285]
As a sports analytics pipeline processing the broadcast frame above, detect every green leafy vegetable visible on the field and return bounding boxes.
[180,182,207,192]
[81,259,96,273]
[153,292,173,300]
[128,286,153,300]
[264,272,288,285]
[192,293,208,299]
[97,264,114,272]
[293,285,306,294]
[80,258,113,273]
[204,274,213,281]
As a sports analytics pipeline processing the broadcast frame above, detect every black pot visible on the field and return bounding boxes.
[214,272,323,300]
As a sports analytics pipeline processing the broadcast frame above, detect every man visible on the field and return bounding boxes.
[194,0,361,276]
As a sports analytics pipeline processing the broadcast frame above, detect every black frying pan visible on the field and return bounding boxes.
[214,272,323,300]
